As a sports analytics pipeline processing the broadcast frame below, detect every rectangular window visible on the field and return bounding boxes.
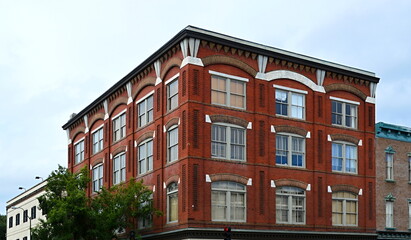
[332,192,358,226]
[31,206,36,219]
[113,153,126,185]
[211,74,246,109]
[23,210,28,223]
[15,213,20,226]
[74,140,84,164]
[138,139,153,174]
[386,153,394,180]
[332,100,358,128]
[276,134,305,167]
[167,127,178,162]
[167,79,178,111]
[408,156,411,182]
[275,88,305,119]
[113,112,126,142]
[138,195,153,229]
[276,187,305,224]
[92,164,103,192]
[9,217,12,228]
[211,181,246,222]
[332,142,357,173]
[211,124,245,161]
[409,201,411,229]
[138,95,154,127]
[92,127,104,154]
[386,201,394,228]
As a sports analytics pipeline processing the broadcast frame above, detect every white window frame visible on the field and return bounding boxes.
[274,85,307,120]
[275,133,305,168]
[167,182,178,223]
[211,181,246,222]
[92,163,103,192]
[210,70,248,109]
[332,141,358,174]
[166,74,179,111]
[167,125,179,163]
[211,123,246,161]
[138,138,153,175]
[332,191,358,226]
[331,97,359,129]
[92,125,104,154]
[112,110,126,142]
[386,152,394,181]
[136,91,154,128]
[276,186,306,224]
[74,138,85,164]
[113,152,126,185]
[386,200,394,228]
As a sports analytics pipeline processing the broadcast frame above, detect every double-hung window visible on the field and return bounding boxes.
[137,93,154,127]
[23,210,28,223]
[8,217,12,228]
[113,111,126,142]
[385,197,395,228]
[210,71,247,109]
[211,181,246,222]
[332,192,358,226]
[385,149,395,181]
[211,124,245,161]
[276,186,305,224]
[166,75,179,111]
[332,142,357,174]
[276,134,305,167]
[167,182,178,223]
[113,153,126,185]
[74,139,84,164]
[92,126,104,154]
[275,86,306,119]
[331,97,358,128]
[31,206,36,219]
[15,213,20,226]
[167,126,178,162]
[92,164,103,192]
[138,139,153,174]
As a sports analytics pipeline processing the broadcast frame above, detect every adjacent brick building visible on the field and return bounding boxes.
[375,122,411,239]
[62,26,380,239]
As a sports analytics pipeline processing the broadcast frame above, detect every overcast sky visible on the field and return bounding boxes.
[1,0,411,214]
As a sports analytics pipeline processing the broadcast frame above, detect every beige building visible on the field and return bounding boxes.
[6,180,46,240]
[376,122,411,239]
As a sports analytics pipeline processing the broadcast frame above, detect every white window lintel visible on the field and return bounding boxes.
[136,90,155,105]
[273,84,308,95]
[330,96,360,105]
[209,70,249,82]
[164,73,180,85]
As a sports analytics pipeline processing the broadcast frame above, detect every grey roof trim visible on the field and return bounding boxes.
[63,25,379,130]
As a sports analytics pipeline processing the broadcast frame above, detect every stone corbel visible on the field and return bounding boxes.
[181,38,203,68]
[84,115,89,133]
[316,69,326,87]
[126,82,133,104]
[66,129,72,144]
[154,60,162,86]
[255,55,268,80]
[103,100,109,120]
[366,82,377,104]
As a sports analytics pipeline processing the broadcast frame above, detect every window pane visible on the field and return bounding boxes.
[276,90,288,116]
[332,143,343,171]
[276,135,288,165]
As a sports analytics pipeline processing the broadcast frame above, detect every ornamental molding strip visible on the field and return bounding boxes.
[265,70,325,93]
[181,38,203,68]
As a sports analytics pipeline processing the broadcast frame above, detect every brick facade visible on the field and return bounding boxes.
[63,26,379,240]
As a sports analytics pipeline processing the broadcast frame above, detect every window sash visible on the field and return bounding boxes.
[113,153,126,185]
[276,187,305,224]
[386,153,394,180]
[92,165,103,192]
[276,135,305,167]
[138,95,154,127]
[211,181,246,222]
[113,113,126,142]
[211,124,245,161]
[332,192,358,226]
[138,139,153,174]
[332,143,357,173]
[92,128,104,154]
[386,201,394,228]
[167,183,178,223]
[167,79,178,111]
[211,75,246,109]
[167,127,178,162]
[276,90,305,119]
[74,141,84,164]
[332,101,357,128]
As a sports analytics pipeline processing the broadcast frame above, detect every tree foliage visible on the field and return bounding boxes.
[32,166,160,240]
[0,214,6,240]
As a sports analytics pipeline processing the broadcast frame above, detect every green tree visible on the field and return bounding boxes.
[32,166,160,240]
[0,214,6,240]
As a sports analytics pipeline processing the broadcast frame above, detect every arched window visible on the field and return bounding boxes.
[332,192,358,226]
[276,133,305,167]
[92,163,103,192]
[138,139,153,174]
[211,181,246,222]
[212,123,246,161]
[276,186,305,224]
[332,142,357,173]
[137,92,154,128]
[167,182,178,223]
[113,152,126,185]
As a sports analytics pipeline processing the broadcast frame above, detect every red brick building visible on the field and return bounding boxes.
[62,26,380,240]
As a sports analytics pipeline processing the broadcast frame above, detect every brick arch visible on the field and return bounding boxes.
[165,117,180,130]
[112,146,127,158]
[202,55,257,77]
[275,125,307,137]
[330,134,360,145]
[165,175,180,186]
[209,173,249,185]
[325,83,367,101]
[132,77,155,100]
[267,70,322,92]
[109,97,128,116]
[136,131,155,146]
[71,127,86,142]
[89,113,105,130]
[160,57,182,80]
[331,184,359,194]
[91,158,104,168]
[209,115,248,129]
[275,179,308,189]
